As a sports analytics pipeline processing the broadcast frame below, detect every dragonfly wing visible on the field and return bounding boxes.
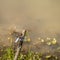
[15,37,19,43]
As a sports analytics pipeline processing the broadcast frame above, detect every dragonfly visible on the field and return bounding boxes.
[14,30,26,48]
[11,30,29,60]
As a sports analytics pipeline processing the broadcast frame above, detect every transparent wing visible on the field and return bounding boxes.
[15,37,19,43]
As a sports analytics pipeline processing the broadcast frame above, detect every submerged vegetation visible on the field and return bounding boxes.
[0,36,60,60]
[0,30,60,60]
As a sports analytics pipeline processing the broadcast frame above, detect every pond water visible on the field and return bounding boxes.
[0,0,60,53]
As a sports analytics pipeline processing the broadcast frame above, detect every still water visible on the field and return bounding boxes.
[0,0,60,53]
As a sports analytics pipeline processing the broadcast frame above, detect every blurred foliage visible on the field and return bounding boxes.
[0,47,60,60]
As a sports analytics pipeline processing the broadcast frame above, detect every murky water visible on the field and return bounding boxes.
[0,0,60,53]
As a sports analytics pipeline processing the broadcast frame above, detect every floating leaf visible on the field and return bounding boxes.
[27,38,31,42]
[46,42,51,46]
[51,38,57,45]
[46,55,51,58]
[41,39,44,43]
